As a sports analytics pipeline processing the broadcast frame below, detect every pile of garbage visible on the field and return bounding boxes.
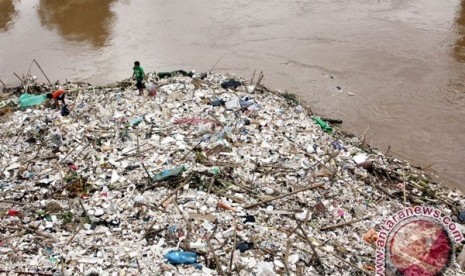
[1,72,465,275]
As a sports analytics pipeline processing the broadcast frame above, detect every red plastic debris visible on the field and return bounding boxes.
[7,209,19,216]
[68,163,79,171]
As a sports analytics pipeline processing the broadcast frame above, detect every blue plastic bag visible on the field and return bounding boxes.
[61,105,70,116]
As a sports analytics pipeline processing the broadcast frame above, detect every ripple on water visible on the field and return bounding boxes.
[439,78,465,108]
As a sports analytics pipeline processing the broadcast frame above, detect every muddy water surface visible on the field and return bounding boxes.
[0,0,464,190]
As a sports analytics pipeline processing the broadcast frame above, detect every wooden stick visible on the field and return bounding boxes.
[5,239,23,261]
[208,112,224,127]
[293,244,370,275]
[60,141,83,163]
[159,177,192,206]
[0,78,6,90]
[33,59,53,85]
[61,257,65,276]
[67,226,82,245]
[320,215,374,231]
[328,250,371,275]
[13,72,23,84]
[0,270,53,276]
[173,200,191,250]
[141,162,153,184]
[33,237,51,256]
[250,70,256,84]
[179,140,202,162]
[284,240,291,276]
[296,224,323,271]
[206,235,226,276]
[0,200,26,205]
[256,71,264,86]
[361,126,370,144]
[244,183,324,209]
[114,143,154,162]
[209,53,226,73]
[143,225,168,241]
[403,170,407,207]
[283,220,370,276]
[16,224,55,240]
[73,143,90,161]
[229,217,237,275]
[320,117,343,124]
[136,128,141,158]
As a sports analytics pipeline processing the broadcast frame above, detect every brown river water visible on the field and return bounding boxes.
[0,0,464,191]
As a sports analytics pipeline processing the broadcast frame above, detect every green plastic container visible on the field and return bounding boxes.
[19,93,47,108]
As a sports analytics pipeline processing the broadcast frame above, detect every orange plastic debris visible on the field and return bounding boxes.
[217,201,236,212]
[363,228,378,244]
[363,264,375,271]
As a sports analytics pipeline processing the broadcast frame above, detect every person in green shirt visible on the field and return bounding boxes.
[132,61,145,96]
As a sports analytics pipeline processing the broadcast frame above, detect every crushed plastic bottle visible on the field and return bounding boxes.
[152,165,186,182]
[129,116,144,127]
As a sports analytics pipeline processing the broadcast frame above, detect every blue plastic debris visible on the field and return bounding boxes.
[152,165,186,182]
[236,241,254,252]
[129,116,144,127]
[458,210,465,223]
[165,251,201,269]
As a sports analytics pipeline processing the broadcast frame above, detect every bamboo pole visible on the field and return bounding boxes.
[244,183,325,209]
[33,59,53,85]
[13,72,23,83]
[320,215,374,231]
[209,53,226,73]
[0,79,6,90]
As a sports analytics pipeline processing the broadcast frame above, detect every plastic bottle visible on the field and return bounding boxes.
[129,116,144,127]
[152,165,186,182]
[165,251,197,265]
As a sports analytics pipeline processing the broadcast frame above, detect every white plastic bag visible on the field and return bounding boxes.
[145,82,157,96]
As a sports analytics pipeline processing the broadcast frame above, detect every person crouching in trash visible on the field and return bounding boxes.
[46,87,66,109]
